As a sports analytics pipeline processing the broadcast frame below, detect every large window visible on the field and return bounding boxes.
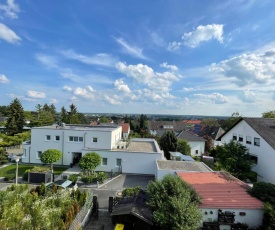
[45,135,51,141]
[232,133,237,141]
[254,138,260,147]
[37,151,42,159]
[246,136,252,144]
[69,136,83,142]
[102,158,107,166]
[116,158,122,167]
[238,134,243,142]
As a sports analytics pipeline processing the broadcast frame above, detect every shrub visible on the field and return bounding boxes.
[69,174,79,183]
[122,186,141,197]
[96,172,107,183]
[4,173,15,181]
[80,175,93,184]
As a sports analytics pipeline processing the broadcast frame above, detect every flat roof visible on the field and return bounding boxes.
[177,172,263,209]
[33,124,120,132]
[127,141,157,153]
[157,160,212,171]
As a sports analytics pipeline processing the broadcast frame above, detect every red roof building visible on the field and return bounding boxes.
[119,123,130,139]
[177,172,263,229]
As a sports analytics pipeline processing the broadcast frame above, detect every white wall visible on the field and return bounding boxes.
[220,120,275,183]
[200,208,263,229]
[189,141,205,156]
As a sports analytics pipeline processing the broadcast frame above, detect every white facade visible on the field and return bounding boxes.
[22,125,164,175]
[200,208,263,229]
[188,141,205,157]
[220,119,275,183]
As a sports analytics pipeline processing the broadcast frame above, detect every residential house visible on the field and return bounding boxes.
[119,123,130,139]
[218,117,275,183]
[148,120,187,136]
[177,171,263,229]
[177,130,205,156]
[22,124,164,175]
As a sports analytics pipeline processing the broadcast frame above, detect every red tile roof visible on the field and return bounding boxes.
[177,172,263,209]
[119,123,130,133]
[185,120,202,125]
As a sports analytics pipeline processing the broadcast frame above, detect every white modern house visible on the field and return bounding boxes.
[178,171,263,229]
[218,117,275,183]
[22,124,164,175]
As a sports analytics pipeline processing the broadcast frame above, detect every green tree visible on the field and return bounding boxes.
[60,106,69,123]
[5,98,25,135]
[215,140,256,181]
[204,135,214,153]
[159,131,177,160]
[99,117,109,123]
[262,110,275,118]
[201,118,219,126]
[79,152,101,175]
[40,149,62,171]
[220,112,242,131]
[177,139,191,155]
[0,105,9,116]
[69,103,80,124]
[147,174,202,230]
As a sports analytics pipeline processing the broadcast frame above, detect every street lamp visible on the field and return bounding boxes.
[15,156,20,186]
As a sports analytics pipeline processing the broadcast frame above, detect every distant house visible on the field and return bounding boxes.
[218,117,275,183]
[177,130,205,156]
[119,123,130,139]
[177,171,263,229]
[148,120,187,136]
[198,126,225,146]
[156,160,212,180]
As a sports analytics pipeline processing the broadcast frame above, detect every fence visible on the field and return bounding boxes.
[69,190,93,230]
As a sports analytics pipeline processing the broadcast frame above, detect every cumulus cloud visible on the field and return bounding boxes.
[114,79,131,93]
[182,24,224,48]
[104,95,121,105]
[60,49,117,67]
[0,74,9,83]
[62,85,73,92]
[209,49,275,87]
[160,62,178,71]
[0,0,20,19]
[194,93,228,104]
[238,90,256,103]
[0,23,21,43]
[167,41,181,51]
[49,98,58,104]
[114,37,148,60]
[26,90,46,99]
[116,62,180,93]
[74,87,94,99]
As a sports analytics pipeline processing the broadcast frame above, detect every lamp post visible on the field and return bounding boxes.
[15,156,20,186]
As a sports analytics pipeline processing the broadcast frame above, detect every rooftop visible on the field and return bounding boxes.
[127,140,157,153]
[33,124,120,132]
[177,130,205,142]
[177,171,263,209]
[157,160,212,171]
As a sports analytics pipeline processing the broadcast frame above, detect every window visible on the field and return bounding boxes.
[254,138,260,146]
[93,137,98,143]
[37,151,42,159]
[102,158,107,166]
[69,136,83,142]
[45,135,51,141]
[246,136,252,144]
[195,150,199,154]
[250,155,258,164]
[55,136,60,141]
[239,134,243,142]
[116,158,122,167]
[232,133,237,141]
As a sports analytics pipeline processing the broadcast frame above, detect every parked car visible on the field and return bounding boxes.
[45,180,78,191]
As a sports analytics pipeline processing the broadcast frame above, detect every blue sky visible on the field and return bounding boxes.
[1,0,275,116]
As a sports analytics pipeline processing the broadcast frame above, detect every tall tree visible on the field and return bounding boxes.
[177,139,191,155]
[262,110,275,118]
[215,140,256,181]
[159,131,177,160]
[69,104,80,124]
[35,104,42,120]
[0,105,9,116]
[5,98,25,135]
[147,174,202,230]
[60,106,69,123]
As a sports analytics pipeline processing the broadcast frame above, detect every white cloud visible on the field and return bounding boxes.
[167,41,181,51]
[114,37,148,60]
[26,90,46,99]
[60,49,117,67]
[74,87,94,99]
[209,49,275,87]
[0,74,9,83]
[114,79,131,93]
[35,54,58,69]
[87,85,95,92]
[183,87,200,92]
[104,95,121,105]
[0,0,20,19]
[194,93,228,104]
[0,23,21,43]
[60,69,83,82]
[238,90,256,103]
[160,62,178,71]
[62,85,73,92]
[182,24,224,48]
[49,98,58,104]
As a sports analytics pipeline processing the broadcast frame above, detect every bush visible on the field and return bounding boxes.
[4,173,15,181]
[69,174,79,183]
[80,175,93,184]
[96,172,107,183]
[122,186,141,197]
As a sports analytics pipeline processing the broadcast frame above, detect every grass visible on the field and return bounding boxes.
[0,164,69,177]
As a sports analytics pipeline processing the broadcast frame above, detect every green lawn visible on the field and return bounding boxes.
[0,164,69,177]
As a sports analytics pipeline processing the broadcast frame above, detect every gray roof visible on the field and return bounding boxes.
[127,141,157,153]
[177,130,206,142]
[219,117,275,150]
[148,121,187,132]
[157,160,212,171]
